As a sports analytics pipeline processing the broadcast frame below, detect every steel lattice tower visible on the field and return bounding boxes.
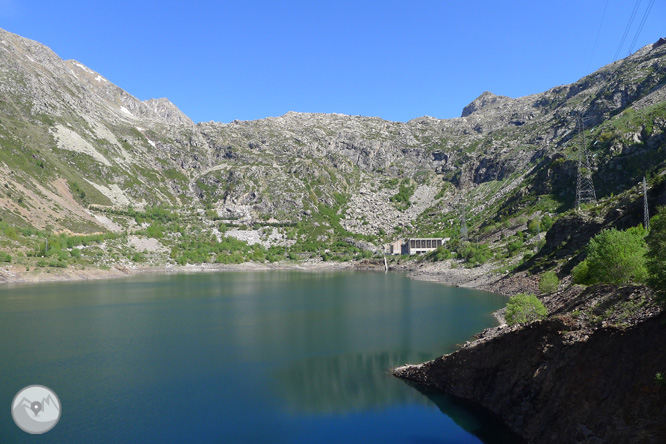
[460,204,468,243]
[643,176,650,231]
[575,116,597,210]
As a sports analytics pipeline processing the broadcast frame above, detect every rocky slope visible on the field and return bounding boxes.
[393,286,666,443]
[397,319,666,443]
[1,27,665,249]
[2,25,666,444]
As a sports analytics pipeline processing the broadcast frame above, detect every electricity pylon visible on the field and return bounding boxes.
[575,115,597,211]
[460,203,468,243]
[643,176,650,231]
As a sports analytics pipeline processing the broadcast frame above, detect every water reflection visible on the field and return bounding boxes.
[0,271,511,444]
[404,382,526,444]
[274,350,436,413]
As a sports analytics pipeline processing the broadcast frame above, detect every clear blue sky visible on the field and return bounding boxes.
[1,1,664,123]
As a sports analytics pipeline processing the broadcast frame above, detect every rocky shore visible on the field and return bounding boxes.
[0,260,364,285]
[392,284,666,443]
[0,256,525,290]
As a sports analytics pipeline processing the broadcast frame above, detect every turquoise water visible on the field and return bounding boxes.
[0,271,519,443]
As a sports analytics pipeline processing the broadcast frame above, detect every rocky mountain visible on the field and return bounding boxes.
[0,26,665,258]
[394,284,666,443]
[2,27,666,443]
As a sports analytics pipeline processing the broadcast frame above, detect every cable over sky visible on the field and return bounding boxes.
[1,0,664,123]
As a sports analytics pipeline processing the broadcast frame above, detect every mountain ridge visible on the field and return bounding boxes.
[1,26,666,444]
[0,26,664,267]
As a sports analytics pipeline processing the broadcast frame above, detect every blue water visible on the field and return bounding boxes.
[0,271,518,443]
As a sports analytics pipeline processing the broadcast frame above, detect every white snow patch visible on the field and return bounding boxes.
[120,106,133,116]
[134,126,156,148]
[74,62,91,72]
[50,124,111,166]
[95,75,106,83]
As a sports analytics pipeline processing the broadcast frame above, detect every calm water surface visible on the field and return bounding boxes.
[0,271,518,443]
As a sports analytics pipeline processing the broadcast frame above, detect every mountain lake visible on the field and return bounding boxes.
[0,271,521,443]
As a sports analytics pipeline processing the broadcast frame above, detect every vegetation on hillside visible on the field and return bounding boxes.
[505,293,548,325]
[647,206,666,303]
[572,226,648,285]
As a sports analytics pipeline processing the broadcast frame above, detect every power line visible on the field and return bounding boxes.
[613,0,642,61]
[628,0,656,55]
[587,0,610,72]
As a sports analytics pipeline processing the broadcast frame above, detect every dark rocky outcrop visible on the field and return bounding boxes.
[393,302,666,443]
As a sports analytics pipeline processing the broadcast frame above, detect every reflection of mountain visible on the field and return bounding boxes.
[273,351,435,414]
[403,383,525,444]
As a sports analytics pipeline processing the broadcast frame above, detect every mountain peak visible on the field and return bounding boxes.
[143,97,193,126]
[461,91,512,117]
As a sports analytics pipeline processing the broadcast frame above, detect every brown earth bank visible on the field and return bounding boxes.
[0,260,367,285]
[393,287,666,444]
[0,257,528,293]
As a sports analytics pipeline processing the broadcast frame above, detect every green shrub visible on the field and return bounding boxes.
[527,218,540,235]
[146,223,164,239]
[4,226,18,240]
[250,249,266,262]
[584,226,647,285]
[647,206,666,302]
[426,246,452,261]
[457,243,491,267]
[390,179,415,209]
[0,251,11,262]
[228,252,245,264]
[656,372,665,387]
[572,260,590,284]
[541,214,554,231]
[505,293,548,325]
[507,239,524,254]
[539,271,559,294]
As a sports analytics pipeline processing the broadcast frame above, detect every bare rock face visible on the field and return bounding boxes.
[1,25,665,240]
[461,91,512,117]
[143,98,193,126]
[393,308,666,444]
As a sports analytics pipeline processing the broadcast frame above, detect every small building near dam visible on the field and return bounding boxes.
[407,238,443,255]
[387,238,444,255]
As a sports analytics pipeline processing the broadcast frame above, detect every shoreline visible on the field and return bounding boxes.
[0,260,363,286]
[0,258,526,295]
